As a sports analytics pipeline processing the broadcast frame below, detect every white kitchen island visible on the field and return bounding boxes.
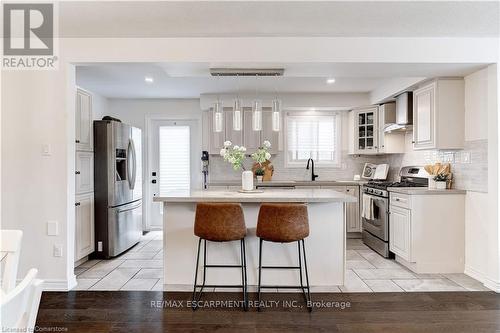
[153,188,356,291]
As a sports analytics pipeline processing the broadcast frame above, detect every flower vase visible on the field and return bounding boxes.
[242,171,254,191]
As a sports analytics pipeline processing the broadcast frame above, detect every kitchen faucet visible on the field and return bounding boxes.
[306,158,319,181]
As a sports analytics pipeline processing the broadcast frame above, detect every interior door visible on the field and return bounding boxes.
[148,119,200,230]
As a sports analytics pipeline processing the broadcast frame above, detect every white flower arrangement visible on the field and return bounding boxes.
[251,140,272,165]
[219,141,247,170]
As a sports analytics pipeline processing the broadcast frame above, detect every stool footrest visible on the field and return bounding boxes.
[205,264,243,268]
[195,284,244,289]
[261,266,300,270]
[260,285,309,289]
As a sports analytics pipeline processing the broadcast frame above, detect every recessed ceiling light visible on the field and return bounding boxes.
[326,78,336,84]
[144,76,154,83]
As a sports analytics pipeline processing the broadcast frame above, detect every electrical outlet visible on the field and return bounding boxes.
[53,244,63,257]
[47,220,58,236]
[97,241,103,252]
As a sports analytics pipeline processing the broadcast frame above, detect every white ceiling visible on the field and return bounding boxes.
[76,62,487,99]
[60,1,499,38]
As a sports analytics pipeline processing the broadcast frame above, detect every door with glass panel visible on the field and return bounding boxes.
[148,120,199,230]
[354,106,378,154]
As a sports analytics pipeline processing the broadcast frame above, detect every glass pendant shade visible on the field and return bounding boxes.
[213,101,223,133]
[271,98,282,132]
[233,98,242,131]
[252,100,262,131]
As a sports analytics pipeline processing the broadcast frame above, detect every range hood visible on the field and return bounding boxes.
[384,92,413,132]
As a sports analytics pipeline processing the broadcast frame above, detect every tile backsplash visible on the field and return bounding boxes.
[209,133,488,193]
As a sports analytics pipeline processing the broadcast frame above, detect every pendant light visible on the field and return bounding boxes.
[271,74,281,132]
[252,74,262,131]
[233,74,242,131]
[271,98,281,132]
[213,74,223,133]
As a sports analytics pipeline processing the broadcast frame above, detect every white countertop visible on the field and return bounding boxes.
[208,180,367,187]
[153,188,357,203]
[388,187,467,195]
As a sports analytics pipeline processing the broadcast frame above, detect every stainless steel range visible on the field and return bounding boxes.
[361,166,428,258]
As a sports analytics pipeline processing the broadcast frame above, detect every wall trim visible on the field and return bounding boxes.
[36,275,77,292]
[465,265,500,293]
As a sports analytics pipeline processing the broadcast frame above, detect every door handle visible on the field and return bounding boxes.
[75,171,81,175]
[75,202,81,206]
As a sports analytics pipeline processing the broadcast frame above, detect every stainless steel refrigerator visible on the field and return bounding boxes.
[93,120,142,258]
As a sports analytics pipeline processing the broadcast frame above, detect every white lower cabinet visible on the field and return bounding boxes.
[345,186,361,232]
[321,185,361,232]
[75,193,95,262]
[389,205,412,262]
[388,191,465,274]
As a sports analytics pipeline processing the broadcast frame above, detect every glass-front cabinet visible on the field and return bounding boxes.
[353,106,378,154]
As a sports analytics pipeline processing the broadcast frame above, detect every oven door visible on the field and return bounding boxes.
[362,193,389,241]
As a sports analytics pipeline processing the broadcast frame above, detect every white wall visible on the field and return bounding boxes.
[1,35,498,291]
[463,65,500,292]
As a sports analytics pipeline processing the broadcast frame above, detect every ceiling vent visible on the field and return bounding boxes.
[209,68,284,77]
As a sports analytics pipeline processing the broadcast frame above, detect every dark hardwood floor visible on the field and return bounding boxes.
[36,291,500,332]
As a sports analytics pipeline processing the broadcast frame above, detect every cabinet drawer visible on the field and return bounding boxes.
[390,192,410,209]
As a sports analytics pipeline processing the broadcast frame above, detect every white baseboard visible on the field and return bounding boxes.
[41,275,77,291]
[464,265,500,293]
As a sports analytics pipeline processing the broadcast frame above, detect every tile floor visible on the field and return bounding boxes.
[74,234,490,292]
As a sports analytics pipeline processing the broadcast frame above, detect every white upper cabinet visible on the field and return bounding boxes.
[261,110,279,154]
[412,79,464,150]
[75,88,93,151]
[243,109,261,151]
[75,151,94,195]
[352,106,379,154]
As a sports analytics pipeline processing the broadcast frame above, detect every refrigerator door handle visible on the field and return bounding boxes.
[127,139,137,190]
[116,201,141,213]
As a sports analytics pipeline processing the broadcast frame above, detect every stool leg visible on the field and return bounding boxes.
[240,239,248,311]
[257,238,263,312]
[191,238,202,310]
[301,239,312,312]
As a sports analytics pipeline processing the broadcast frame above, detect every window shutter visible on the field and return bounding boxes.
[287,115,339,165]
[159,126,191,193]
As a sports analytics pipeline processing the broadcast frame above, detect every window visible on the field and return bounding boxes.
[286,114,341,167]
[159,126,191,193]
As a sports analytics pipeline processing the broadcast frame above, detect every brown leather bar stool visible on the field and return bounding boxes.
[192,203,248,311]
[256,203,312,311]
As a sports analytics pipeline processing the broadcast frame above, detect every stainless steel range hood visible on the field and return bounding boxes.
[384,92,413,132]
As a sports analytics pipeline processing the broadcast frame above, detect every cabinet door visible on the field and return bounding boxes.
[413,83,435,149]
[208,109,225,154]
[389,206,412,262]
[345,186,361,232]
[224,109,243,147]
[76,151,94,194]
[354,107,378,154]
[378,107,386,154]
[243,110,261,151]
[76,89,93,151]
[261,110,279,154]
[75,193,95,261]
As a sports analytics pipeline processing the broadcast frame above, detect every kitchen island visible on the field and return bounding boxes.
[154,188,356,291]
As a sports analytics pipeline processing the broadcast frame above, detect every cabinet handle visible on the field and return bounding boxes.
[75,171,81,175]
[75,202,81,206]
[412,141,415,144]
[395,198,400,201]
[75,140,80,143]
